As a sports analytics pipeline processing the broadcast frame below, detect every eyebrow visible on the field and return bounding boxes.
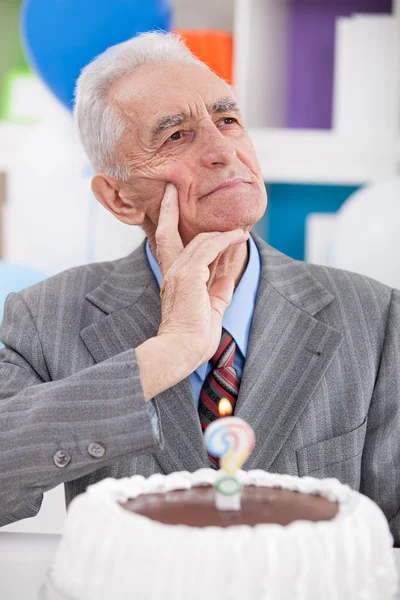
[211,97,240,114]
[149,96,240,144]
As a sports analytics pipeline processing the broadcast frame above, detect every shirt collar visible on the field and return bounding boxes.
[145,234,261,376]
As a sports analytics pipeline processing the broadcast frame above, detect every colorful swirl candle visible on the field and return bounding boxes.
[204,414,255,510]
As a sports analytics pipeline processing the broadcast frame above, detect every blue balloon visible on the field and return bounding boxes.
[21,0,173,110]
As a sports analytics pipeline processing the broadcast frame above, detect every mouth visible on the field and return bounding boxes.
[200,177,248,199]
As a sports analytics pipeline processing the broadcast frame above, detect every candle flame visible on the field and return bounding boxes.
[218,398,233,417]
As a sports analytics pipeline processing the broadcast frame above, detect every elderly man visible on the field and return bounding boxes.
[0,32,399,544]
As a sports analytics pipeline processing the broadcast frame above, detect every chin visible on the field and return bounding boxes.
[185,189,267,238]
[210,204,265,233]
[200,188,267,231]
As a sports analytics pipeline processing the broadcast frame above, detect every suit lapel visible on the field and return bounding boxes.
[80,234,343,475]
[237,235,343,470]
[80,240,208,474]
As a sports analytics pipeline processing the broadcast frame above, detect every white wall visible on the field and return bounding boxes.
[172,0,233,30]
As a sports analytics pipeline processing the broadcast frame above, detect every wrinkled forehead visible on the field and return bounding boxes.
[109,61,237,135]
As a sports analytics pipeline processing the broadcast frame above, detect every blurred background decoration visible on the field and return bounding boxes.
[332,178,400,290]
[0,0,399,537]
[21,0,173,111]
[176,30,233,84]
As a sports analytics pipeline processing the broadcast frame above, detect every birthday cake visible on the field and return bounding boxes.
[43,468,397,600]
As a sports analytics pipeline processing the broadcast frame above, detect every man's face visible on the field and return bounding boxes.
[110,61,267,243]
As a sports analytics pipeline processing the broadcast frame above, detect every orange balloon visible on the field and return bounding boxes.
[175,29,233,84]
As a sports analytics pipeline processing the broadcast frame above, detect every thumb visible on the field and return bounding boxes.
[209,275,235,321]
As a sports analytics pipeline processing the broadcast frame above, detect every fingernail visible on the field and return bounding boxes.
[165,183,176,196]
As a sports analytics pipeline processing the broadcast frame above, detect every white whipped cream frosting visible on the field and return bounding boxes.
[45,470,398,600]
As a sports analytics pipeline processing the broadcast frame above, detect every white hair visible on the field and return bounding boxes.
[74,31,211,180]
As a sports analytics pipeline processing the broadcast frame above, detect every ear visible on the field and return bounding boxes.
[91,174,146,226]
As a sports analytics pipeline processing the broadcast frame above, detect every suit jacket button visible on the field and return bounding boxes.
[88,442,106,458]
[53,450,71,468]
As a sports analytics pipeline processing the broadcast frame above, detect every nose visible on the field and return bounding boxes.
[199,122,237,168]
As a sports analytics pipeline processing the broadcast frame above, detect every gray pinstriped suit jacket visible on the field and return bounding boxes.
[1,233,399,544]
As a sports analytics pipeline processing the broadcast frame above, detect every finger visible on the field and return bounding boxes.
[186,229,249,269]
[155,183,184,274]
[209,275,235,320]
[181,228,244,262]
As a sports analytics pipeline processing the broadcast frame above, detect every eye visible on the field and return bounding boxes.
[220,117,238,126]
[167,131,182,142]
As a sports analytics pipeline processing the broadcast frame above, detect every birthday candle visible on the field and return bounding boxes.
[204,417,255,474]
[204,414,255,511]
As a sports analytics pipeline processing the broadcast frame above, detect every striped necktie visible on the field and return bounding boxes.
[198,328,241,469]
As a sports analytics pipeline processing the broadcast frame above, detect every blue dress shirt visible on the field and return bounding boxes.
[144,234,261,436]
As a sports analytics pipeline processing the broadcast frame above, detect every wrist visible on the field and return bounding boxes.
[135,334,198,401]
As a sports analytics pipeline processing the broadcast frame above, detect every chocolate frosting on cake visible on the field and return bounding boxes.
[120,484,338,528]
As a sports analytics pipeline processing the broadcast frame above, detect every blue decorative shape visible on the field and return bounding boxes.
[21,0,173,110]
[265,183,360,260]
